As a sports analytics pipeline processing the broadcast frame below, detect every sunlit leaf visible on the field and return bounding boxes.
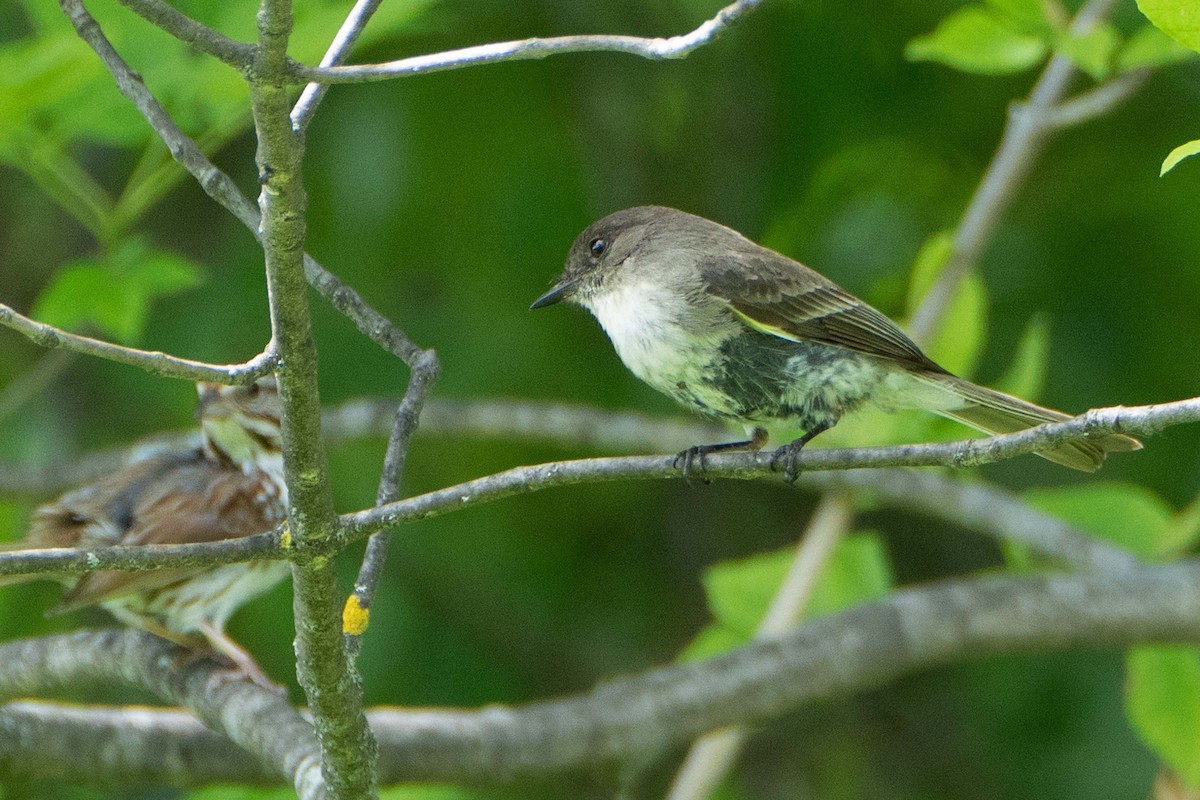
[992,314,1050,402]
[905,230,988,377]
[1056,23,1121,80]
[1023,482,1170,558]
[31,239,203,345]
[985,0,1053,35]
[680,533,893,662]
[1161,140,1200,176]
[1118,24,1197,71]
[906,6,1049,75]
[1126,646,1200,788]
[1136,0,1200,53]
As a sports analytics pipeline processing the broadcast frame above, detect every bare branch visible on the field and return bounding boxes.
[291,0,385,131]
[112,0,256,71]
[0,701,264,786]
[293,0,765,83]
[6,397,1182,580]
[0,629,324,797]
[908,0,1130,342]
[0,302,276,382]
[346,349,440,659]
[5,562,1200,786]
[1044,67,1154,129]
[0,399,724,496]
[341,397,1196,544]
[668,490,854,800]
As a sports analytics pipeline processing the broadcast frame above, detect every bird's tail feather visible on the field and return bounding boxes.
[921,374,1141,472]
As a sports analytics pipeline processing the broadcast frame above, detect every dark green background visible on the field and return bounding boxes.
[0,1,1198,798]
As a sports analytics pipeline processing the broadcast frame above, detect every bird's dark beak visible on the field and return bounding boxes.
[530,277,579,310]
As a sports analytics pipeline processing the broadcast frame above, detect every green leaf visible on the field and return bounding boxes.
[991,314,1050,402]
[1023,482,1171,558]
[1056,23,1121,80]
[1126,646,1200,788]
[31,240,203,345]
[1136,0,1200,54]
[188,780,483,800]
[380,785,487,800]
[985,0,1054,36]
[1157,491,1200,555]
[1118,24,1198,71]
[188,787,299,800]
[805,533,893,618]
[31,259,138,343]
[906,6,1049,75]
[678,623,747,662]
[1161,139,1200,176]
[905,230,988,377]
[680,533,894,661]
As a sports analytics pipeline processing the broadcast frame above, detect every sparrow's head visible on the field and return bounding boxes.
[196,377,283,466]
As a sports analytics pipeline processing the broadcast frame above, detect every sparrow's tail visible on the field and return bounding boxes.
[925,375,1141,472]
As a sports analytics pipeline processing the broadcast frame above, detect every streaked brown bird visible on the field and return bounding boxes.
[2,378,288,682]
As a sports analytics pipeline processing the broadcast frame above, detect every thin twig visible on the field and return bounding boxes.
[667,490,854,800]
[291,0,386,131]
[908,0,1123,343]
[0,302,276,383]
[1044,67,1153,129]
[5,562,1200,786]
[112,0,257,71]
[345,350,440,659]
[340,396,1195,543]
[0,398,1134,572]
[293,0,765,83]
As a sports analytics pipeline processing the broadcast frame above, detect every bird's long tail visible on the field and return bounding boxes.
[922,374,1141,472]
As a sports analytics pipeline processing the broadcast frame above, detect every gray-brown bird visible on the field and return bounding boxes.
[533,206,1141,478]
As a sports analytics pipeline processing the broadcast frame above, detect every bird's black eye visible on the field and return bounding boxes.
[245,383,261,398]
[589,237,608,258]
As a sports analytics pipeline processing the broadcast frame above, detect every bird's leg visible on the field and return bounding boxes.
[673,427,769,483]
[770,420,835,484]
[198,621,280,690]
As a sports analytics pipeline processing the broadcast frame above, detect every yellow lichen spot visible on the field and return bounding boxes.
[342,594,370,636]
[279,523,292,550]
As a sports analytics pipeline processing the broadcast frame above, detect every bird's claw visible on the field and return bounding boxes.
[672,446,715,485]
[769,442,805,484]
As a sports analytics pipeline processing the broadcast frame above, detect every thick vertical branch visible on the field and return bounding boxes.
[249,0,375,796]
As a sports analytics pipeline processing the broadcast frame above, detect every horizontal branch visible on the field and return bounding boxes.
[341,397,1197,542]
[0,629,323,796]
[3,561,1199,786]
[5,397,1187,579]
[0,303,276,383]
[293,0,764,83]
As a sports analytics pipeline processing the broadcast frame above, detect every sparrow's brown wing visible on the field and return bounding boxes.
[699,251,945,374]
[53,456,278,612]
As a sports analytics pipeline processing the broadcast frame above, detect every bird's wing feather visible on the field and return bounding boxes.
[54,463,277,612]
[699,252,944,373]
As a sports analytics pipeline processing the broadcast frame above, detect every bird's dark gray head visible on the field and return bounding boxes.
[531,206,726,309]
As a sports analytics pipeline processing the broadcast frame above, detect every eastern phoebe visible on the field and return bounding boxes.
[532,206,1140,479]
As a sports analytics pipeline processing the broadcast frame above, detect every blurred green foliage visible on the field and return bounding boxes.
[0,0,1199,798]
